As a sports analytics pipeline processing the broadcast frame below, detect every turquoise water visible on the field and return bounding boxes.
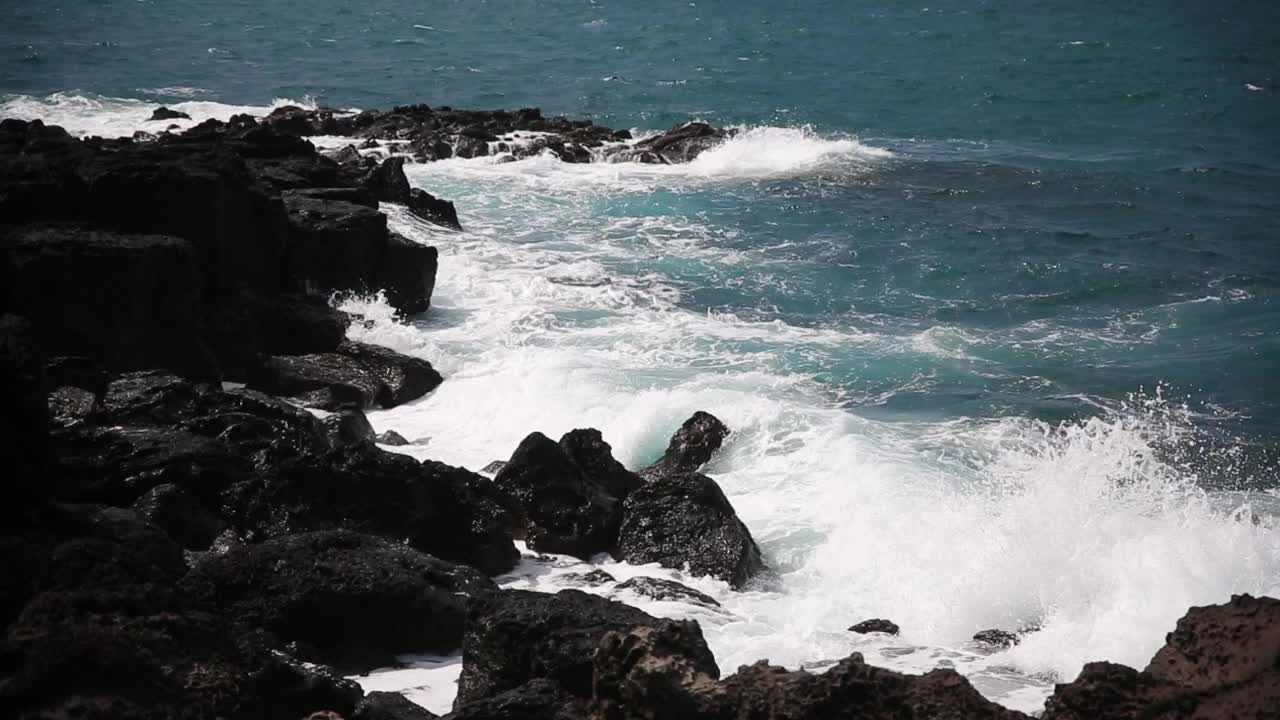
[5,1,1280,712]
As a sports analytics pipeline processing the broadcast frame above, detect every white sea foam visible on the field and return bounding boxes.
[346,146,1280,715]
[0,91,316,138]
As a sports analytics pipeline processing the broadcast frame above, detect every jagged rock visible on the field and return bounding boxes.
[493,432,622,560]
[626,122,733,164]
[1,583,362,719]
[455,589,658,706]
[180,530,495,672]
[149,106,191,121]
[560,569,618,586]
[973,629,1019,648]
[131,482,226,550]
[377,232,439,314]
[282,191,391,294]
[226,442,518,575]
[559,428,642,500]
[3,225,219,381]
[641,411,730,479]
[591,620,721,720]
[376,429,410,446]
[359,156,461,230]
[615,577,720,608]
[48,384,97,426]
[1042,595,1280,720]
[246,340,442,411]
[850,618,900,635]
[616,471,763,589]
[322,408,377,447]
[480,460,507,476]
[354,691,439,720]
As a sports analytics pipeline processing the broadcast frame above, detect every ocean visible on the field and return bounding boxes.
[4,0,1280,713]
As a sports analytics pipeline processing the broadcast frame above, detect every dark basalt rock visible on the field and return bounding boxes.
[354,692,439,720]
[0,584,362,720]
[180,530,495,672]
[850,618,900,635]
[376,429,410,446]
[3,225,219,381]
[131,482,227,550]
[641,410,730,479]
[493,431,623,560]
[1042,594,1280,720]
[246,340,442,411]
[227,442,518,575]
[624,122,734,164]
[973,628,1020,648]
[615,576,720,608]
[48,384,97,426]
[455,589,658,706]
[559,428,642,500]
[559,569,617,587]
[446,679,583,720]
[377,232,439,315]
[322,408,377,447]
[360,156,461,230]
[591,620,722,720]
[616,471,763,589]
[282,191,392,295]
[149,106,191,121]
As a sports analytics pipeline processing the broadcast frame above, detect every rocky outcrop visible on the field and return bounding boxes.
[149,106,191,121]
[614,576,720,608]
[493,432,623,559]
[455,589,658,706]
[360,155,461,230]
[245,340,443,411]
[850,618,900,635]
[611,122,735,165]
[640,410,730,479]
[617,471,764,588]
[559,428,642,500]
[180,531,495,672]
[130,482,227,550]
[1042,594,1280,720]
[0,584,362,720]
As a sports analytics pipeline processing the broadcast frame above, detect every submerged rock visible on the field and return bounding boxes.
[849,618,900,636]
[180,530,495,672]
[149,106,191,121]
[245,340,442,411]
[616,471,764,589]
[615,576,721,608]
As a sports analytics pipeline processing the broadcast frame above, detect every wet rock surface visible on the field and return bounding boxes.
[615,576,721,608]
[850,618,901,635]
[640,410,730,479]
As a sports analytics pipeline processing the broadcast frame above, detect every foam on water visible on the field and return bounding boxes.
[346,149,1280,714]
[0,91,316,138]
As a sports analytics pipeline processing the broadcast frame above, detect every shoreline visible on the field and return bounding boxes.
[1,105,1276,719]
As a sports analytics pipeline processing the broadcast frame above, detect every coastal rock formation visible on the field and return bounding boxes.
[617,471,764,588]
[640,410,730,479]
[1042,594,1280,720]
[850,618,901,635]
[149,106,191,121]
[493,432,624,559]
[455,589,658,706]
[246,340,443,411]
[559,428,643,500]
[180,530,495,672]
[614,576,721,608]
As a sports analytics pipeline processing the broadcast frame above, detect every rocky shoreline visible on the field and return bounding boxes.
[1,106,1276,719]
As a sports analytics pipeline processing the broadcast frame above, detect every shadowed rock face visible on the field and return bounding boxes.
[617,471,764,589]
[640,410,730,480]
[246,340,443,411]
[180,530,495,672]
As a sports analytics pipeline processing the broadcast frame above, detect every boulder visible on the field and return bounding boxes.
[149,106,191,121]
[2,225,219,381]
[626,122,733,164]
[973,629,1019,648]
[131,482,227,550]
[455,589,658,706]
[180,530,495,672]
[447,679,583,720]
[48,384,97,425]
[559,428,642,500]
[616,472,763,589]
[0,584,362,720]
[226,442,518,575]
[493,432,622,559]
[850,618,900,635]
[559,569,617,587]
[245,340,443,411]
[591,620,721,720]
[641,410,729,479]
[376,429,410,446]
[1042,595,1280,720]
[322,408,377,447]
[281,191,391,296]
[376,232,439,314]
[615,577,720,608]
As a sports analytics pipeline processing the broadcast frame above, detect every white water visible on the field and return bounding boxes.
[10,94,1280,716]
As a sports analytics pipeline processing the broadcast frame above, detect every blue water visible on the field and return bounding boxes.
[5,1,1280,711]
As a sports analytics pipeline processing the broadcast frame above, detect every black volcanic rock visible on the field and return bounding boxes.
[227,442,518,575]
[361,156,461,230]
[180,530,495,672]
[493,431,623,560]
[615,576,720,608]
[245,340,443,411]
[591,620,721,720]
[617,471,763,589]
[455,589,658,706]
[3,225,219,381]
[0,584,362,720]
[850,618,900,635]
[131,482,227,550]
[641,410,730,479]
[149,106,191,121]
[559,428,642,500]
